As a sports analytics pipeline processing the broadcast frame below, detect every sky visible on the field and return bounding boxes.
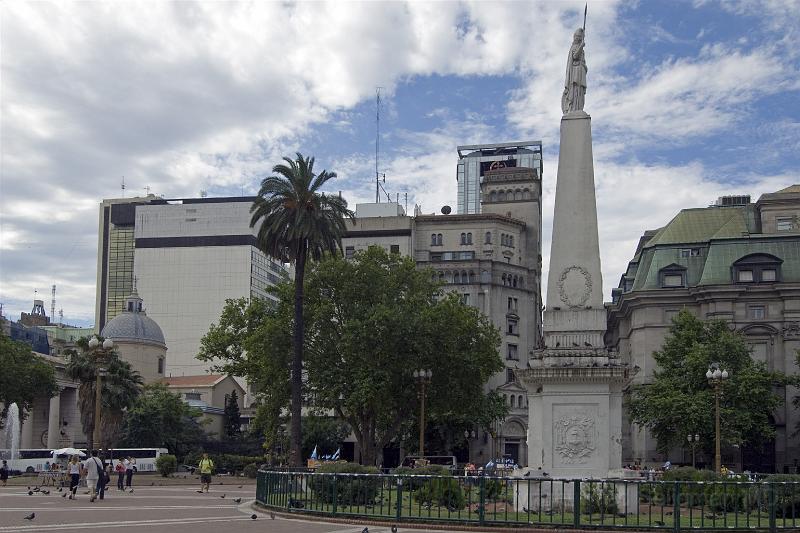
[1,0,799,328]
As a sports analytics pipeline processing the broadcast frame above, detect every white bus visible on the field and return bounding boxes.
[3,448,168,474]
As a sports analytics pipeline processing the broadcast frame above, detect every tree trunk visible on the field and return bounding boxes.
[290,243,307,467]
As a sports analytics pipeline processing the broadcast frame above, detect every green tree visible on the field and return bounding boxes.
[249,152,354,465]
[202,246,505,466]
[628,310,786,455]
[65,337,143,451]
[120,383,205,460]
[223,390,242,439]
[0,332,58,427]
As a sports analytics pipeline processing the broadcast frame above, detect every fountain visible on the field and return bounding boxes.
[2,402,21,470]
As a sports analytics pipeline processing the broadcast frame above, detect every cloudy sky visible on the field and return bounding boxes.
[1,0,799,328]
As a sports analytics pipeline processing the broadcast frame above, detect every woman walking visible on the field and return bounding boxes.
[67,456,81,500]
[125,457,136,489]
[115,459,126,490]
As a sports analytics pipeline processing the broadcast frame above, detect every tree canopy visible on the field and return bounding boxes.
[627,310,786,455]
[200,246,506,465]
[0,332,58,426]
[223,390,242,439]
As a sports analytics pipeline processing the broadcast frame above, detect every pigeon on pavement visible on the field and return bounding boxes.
[24,513,35,521]
[362,527,369,533]
[250,514,257,520]
[270,512,275,520]
[220,494,225,499]
[62,493,67,498]
[27,491,33,496]
[391,526,398,533]
[233,498,241,503]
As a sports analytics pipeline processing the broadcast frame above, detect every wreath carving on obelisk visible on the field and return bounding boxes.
[557,265,592,308]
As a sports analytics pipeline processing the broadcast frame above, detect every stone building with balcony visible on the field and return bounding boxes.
[606,185,800,473]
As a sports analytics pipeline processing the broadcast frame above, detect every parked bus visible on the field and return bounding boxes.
[3,448,168,473]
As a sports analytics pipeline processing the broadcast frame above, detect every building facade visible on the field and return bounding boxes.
[95,196,290,376]
[162,375,246,438]
[341,165,543,466]
[456,141,543,214]
[606,186,800,473]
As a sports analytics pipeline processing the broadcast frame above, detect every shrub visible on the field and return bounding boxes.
[415,477,466,510]
[485,478,511,502]
[156,454,177,477]
[761,474,800,518]
[243,463,259,479]
[308,462,381,505]
[582,481,618,515]
[392,465,450,492]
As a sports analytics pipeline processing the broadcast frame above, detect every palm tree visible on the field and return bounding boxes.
[65,337,143,451]
[250,153,354,466]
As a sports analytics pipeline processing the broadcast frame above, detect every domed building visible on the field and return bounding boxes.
[100,289,166,384]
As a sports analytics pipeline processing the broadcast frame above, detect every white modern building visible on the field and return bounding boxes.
[95,196,289,376]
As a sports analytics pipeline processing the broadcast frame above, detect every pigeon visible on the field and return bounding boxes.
[237,485,242,489]
[33,487,40,492]
[150,482,154,486]
[62,493,67,498]
[28,491,33,496]
[654,520,665,526]
[24,513,35,521]
[250,514,257,520]
[220,494,226,499]
[269,512,275,520]
[391,526,398,533]
[27,486,31,490]
[571,342,579,347]
[233,497,241,503]
[584,341,592,347]
[523,507,530,513]
[42,490,50,495]
[555,342,560,347]
[362,528,369,533]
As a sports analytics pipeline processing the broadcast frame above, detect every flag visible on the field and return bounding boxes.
[310,446,318,460]
[331,448,341,461]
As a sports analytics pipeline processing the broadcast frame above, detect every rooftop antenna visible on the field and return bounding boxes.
[583,3,587,32]
[51,285,56,320]
[121,176,126,197]
[58,308,63,327]
[144,185,151,195]
[375,87,384,203]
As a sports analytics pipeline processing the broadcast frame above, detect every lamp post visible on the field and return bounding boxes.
[706,365,729,474]
[87,336,113,454]
[413,369,432,466]
[687,434,700,469]
[464,429,476,463]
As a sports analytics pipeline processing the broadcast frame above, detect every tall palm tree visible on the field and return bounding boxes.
[65,337,143,451]
[250,152,354,466]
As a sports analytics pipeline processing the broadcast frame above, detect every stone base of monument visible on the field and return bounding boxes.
[511,471,640,516]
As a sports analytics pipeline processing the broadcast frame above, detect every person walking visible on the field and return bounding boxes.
[125,456,136,490]
[0,460,9,487]
[82,451,103,503]
[115,459,126,490]
[197,453,214,493]
[68,456,81,499]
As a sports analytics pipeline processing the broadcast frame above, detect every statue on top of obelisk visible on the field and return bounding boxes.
[561,27,587,115]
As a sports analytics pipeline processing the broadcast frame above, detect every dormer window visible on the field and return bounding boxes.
[659,264,687,288]
[732,253,782,284]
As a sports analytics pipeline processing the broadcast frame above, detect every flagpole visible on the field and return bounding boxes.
[583,3,587,32]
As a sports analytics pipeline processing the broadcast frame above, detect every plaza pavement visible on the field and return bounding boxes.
[0,483,481,533]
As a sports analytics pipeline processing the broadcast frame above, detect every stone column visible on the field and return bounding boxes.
[47,392,61,449]
[20,409,34,449]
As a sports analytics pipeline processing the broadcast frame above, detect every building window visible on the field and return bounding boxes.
[158,358,164,374]
[185,392,201,401]
[748,305,766,320]
[467,232,472,244]
[507,318,518,335]
[510,395,515,407]
[507,297,518,310]
[733,253,782,283]
[506,368,516,383]
[680,248,701,258]
[662,274,685,287]
[509,236,514,247]
[776,217,793,231]
[481,270,490,283]
[390,244,400,255]
[462,293,470,305]
[485,232,492,244]
[431,234,437,245]
[461,233,467,245]
[345,246,355,260]
[518,394,524,407]
[507,344,518,360]
[437,234,443,246]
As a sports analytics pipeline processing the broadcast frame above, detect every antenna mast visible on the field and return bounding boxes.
[51,285,56,321]
[121,176,126,197]
[375,87,382,203]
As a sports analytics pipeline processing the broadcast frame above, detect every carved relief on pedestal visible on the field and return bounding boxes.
[557,265,592,308]
[782,322,800,340]
[553,405,597,465]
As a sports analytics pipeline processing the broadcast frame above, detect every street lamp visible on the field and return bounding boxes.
[87,336,113,454]
[706,365,730,474]
[413,369,432,466]
[687,434,700,469]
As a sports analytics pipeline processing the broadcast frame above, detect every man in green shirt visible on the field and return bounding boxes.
[197,453,214,493]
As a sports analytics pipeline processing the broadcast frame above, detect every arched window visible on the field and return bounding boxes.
[501,274,507,286]
[485,232,492,244]
[438,271,445,283]
[518,395,524,407]
[454,271,460,284]
[467,232,472,244]
[509,236,514,247]
[522,188,531,200]
[507,189,513,199]
[481,270,490,283]
[519,276,524,288]
[732,253,783,283]
[510,395,515,407]
[515,189,522,200]
[469,271,476,284]
[460,233,466,245]
[501,234,506,246]
[503,394,508,405]
[489,191,497,202]
[462,270,468,283]
[437,234,443,246]
[431,234,437,245]
[498,191,506,202]
[512,275,518,288]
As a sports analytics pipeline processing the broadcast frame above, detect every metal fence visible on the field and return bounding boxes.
[256,470,800,531]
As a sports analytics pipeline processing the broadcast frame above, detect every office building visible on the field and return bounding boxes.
[95,196,290,376]
[456,141,543,214]
[606,185,800,473]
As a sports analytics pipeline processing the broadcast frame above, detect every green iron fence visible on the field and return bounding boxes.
[256,469,800,531]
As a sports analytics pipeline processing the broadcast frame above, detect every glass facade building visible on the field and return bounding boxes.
[456,141,543,214]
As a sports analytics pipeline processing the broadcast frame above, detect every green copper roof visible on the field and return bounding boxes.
[646,206,754,247]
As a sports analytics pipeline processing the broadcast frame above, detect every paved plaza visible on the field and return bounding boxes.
[0,483,479,533]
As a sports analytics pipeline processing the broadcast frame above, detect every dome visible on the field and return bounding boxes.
[100,290,166,348]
